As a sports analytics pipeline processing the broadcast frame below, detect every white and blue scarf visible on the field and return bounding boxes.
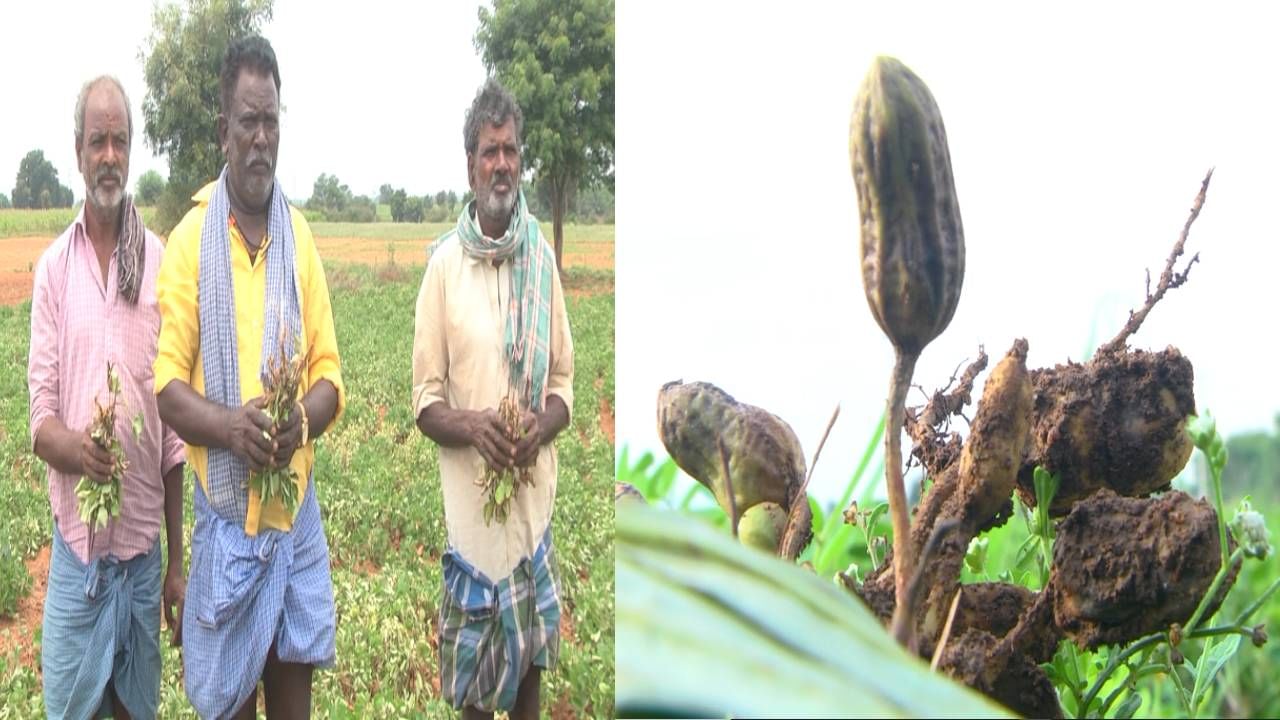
[198,165,302,525]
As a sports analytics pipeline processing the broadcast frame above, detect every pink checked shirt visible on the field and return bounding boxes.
[28,210,185,565]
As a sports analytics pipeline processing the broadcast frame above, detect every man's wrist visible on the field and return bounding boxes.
[296,399,309,447]
[533,409,549,446]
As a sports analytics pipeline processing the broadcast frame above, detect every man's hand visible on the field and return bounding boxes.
[227,397,275,472]
[271,401,304,469]
[470,408,516,472]
[79,432,113,483]
[514,411,543,467]
[163,563,185,647]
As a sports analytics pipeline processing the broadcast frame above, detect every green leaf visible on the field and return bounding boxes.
[1115,691,1143,719]
[616,504,1012,717]
[1190,634,1241,714]
[1186,411,1216,449]
[649,458,677,500]
[822,411,885,547]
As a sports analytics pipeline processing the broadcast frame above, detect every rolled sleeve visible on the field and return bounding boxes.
[154,212,201,395]
[545,259,574,420]
[411,253,448,420]
[161,422,186,477]
[294,211,345,432]
[28,254,60,450]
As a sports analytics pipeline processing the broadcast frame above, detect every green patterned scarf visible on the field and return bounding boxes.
[456,189,554,412]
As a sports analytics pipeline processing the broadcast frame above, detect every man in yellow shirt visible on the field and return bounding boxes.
[153,36,344,720]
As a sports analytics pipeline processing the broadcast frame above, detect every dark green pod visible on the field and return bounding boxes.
[850,56,965,355]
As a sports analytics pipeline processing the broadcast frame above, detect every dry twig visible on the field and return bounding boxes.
[1097,169,1212,356]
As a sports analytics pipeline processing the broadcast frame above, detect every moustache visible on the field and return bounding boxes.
[94,166,122,187]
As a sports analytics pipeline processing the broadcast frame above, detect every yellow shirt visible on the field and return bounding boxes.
[154,182,346,534]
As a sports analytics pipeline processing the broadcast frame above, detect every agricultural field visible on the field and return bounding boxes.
[0,219,614,718]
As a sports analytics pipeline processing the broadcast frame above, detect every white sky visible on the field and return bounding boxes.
[616,1,1280,508]
[0,0,489,204]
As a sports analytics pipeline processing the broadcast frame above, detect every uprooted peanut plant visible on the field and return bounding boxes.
[633,56,1277,718]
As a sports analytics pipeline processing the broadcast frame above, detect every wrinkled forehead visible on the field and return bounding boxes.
[83,82,129,134]
[230,68,280,115]
[476,117,519,149]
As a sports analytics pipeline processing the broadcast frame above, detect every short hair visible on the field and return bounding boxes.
[219,35,281,115]
[74,75,132,147]
[463,77,523,156]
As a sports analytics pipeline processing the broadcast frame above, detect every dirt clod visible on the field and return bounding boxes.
[937,628,1063,718]
[1052,489,1236,649]
[1018,347,1195,515]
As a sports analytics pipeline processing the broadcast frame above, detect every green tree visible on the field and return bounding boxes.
[308,173,351,215]
[378,183,394,205]
[140,0,274,233]
[389,188,408,222]
[0,192,10,209]
[11,150,75,209]
[404,196,425,223]
[475,0,614,271]
[135,169,167,205]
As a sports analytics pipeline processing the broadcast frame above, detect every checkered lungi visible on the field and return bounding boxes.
[42,527,162,720]
[182,478,335,719]
[438,527,561,713]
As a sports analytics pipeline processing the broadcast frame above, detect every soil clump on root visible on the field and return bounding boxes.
[1018,347,1196,516]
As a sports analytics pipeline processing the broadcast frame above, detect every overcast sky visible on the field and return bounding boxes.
[616,1,1280,508]
[0,0,490,204]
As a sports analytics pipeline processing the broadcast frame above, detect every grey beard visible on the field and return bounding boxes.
[478,189,517,230]
[90,185,123,213]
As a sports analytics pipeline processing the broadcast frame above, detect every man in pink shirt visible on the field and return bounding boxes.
[27,75,186,720]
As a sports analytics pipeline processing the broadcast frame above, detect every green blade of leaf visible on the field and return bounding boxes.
[616,504,1012,718]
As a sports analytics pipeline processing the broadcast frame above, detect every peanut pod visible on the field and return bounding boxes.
[850,55,965,356]
[656,380,810,556]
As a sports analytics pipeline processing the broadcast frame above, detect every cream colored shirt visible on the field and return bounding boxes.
[411,229,574,581]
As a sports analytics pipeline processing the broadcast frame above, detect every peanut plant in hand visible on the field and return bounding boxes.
[254,329,310,516]
[75,363,142,531]
[477,391,534,525]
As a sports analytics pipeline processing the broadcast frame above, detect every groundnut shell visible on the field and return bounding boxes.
[850,55,965,355]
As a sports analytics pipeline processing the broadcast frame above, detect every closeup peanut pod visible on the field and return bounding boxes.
[956,339,1033,524]
[850,56,965,355]
[656,381,807,533]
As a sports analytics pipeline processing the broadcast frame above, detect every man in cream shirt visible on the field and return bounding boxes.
[412,77,574,720]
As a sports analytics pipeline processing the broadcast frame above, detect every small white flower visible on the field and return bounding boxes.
[1232,500,1272,560]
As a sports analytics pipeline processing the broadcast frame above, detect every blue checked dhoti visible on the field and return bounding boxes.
[438,527,561,713]
[182,478,335,719]
[42,525,162,720]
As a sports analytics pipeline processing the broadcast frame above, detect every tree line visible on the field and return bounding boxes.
[303,175,613,225]
[4,0,612,270]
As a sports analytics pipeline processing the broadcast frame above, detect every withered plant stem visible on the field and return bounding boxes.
[1097,168,1212,356]
[778,403,841,561]
[930,588,963,671]
[718,437,738,538]
[887,349,919,649]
